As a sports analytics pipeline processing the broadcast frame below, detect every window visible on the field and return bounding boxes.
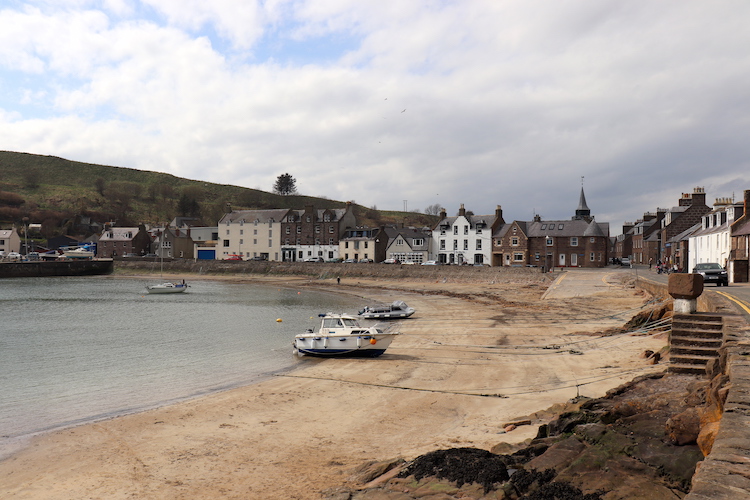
[269,230,272,237]
[464,226,468,235]
[535,252,540,261]
[513,253,524,261]
[440,240,445,250]
[223,240,229,247]
[329,226,335,234]
[324,213,331,222]
[226,229,230,235]
[329,238,334,245]
[570,237,578,246]
[590,237,595,243]
[453,226,458,235]
[463,240,468,250]
[413,238,424,246]
[546,237,553,246]
[268,239,272,247]
[286,227,290,234]
[296,226,301,234]
[558,224,564,230]
[364,241,368,248]
[541,224,546,230]
[315,226,320,234]
[476,227,482,234]
[453,240,458,250]
[590,252,595,261]
[306,216,311,223]
[345,241,349,248]
[512,237,519,246]
[476,239,482,250]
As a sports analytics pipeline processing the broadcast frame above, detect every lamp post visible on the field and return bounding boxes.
[22,217,29,257]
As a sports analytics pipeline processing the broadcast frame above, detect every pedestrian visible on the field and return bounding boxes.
[648,258,653,269]
[337,277,340,285]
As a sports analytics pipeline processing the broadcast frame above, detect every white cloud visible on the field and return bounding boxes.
[1,0,750,226]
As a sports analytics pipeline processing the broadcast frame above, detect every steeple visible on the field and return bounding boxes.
[574,178,592,222]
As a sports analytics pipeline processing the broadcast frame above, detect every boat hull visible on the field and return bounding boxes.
[293,333,397,357]
[359,310,415,319]
[146,283,188,294]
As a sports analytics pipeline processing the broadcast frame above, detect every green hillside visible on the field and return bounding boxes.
[0,151,436,237]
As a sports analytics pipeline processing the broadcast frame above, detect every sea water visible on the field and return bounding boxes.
[0,276,361,459]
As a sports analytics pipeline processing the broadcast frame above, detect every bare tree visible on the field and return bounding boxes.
[425,203,443,216]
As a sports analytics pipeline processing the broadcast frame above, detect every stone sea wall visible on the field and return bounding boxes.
[114,259,550,284]
[639,277,750,499]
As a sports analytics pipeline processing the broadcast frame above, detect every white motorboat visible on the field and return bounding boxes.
[146,281,188,294]
[358,300,415,319]
[293,313,400,357]
[62,246,95,259]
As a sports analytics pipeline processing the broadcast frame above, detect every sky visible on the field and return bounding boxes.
[1,1,750,230]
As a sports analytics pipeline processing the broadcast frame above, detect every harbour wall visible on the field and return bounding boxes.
[0,259,114,278]
[638,276,750,498]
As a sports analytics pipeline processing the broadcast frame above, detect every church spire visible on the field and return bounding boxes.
[574,177,592,221]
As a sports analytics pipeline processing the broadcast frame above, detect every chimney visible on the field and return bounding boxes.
[691,186,707,207]
[495,205,504,224]
[642,212,656,222]
[225,202,232,213]
[533,214,541,222]
[622,222,635,234]
[439,208,447,219]
[458,204,466,217]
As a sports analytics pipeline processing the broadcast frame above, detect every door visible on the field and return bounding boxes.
[571,253,577,267]
[559,254,565,267]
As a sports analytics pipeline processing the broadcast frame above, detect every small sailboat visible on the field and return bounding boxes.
[146,230,188,294]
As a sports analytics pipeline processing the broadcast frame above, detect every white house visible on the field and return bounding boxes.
[688,197,744,276]
[432,204,503,265]
[217,209,290,261]
[0,228,21,255]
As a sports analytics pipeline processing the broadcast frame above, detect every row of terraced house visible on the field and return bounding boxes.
[613,187,750,283]
[9,185,747,282]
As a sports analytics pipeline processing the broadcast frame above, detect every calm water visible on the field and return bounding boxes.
[0,276,361,458]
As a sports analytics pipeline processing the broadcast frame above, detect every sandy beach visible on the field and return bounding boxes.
[0,269,668,499]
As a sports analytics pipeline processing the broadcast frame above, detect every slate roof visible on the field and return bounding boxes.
[525,219,609,238]
[219,209,290,224]
[99,227,141,242]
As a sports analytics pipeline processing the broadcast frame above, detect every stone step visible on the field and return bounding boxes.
[672,313,724,323]
[668,363,707,375]
[671,346,721,358]
[670,354,719,366]
[671,329,724,341]
[670,335,723,347]
[671,325,724,336]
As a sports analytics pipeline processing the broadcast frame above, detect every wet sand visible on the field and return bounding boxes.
[0,270,668,499]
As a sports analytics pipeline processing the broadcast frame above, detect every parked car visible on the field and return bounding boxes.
[620,257,631,267]
[342,258,357,263]
[6,252,22,260]
[383,258,400,264]
[249,256,267,261]
[421,260,439,266]
[303,257,324,263]
[692,263,729,286]
[226,254,243,261]
[359,258,373,263]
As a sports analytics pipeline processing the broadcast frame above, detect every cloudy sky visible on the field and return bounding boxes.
[1,1,749,228]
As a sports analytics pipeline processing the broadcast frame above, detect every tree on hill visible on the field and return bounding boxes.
[273,173,297,195]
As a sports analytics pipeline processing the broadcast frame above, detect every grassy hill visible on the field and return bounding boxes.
[0,151,437,238]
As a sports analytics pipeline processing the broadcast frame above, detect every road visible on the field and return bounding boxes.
[624,264,750,318]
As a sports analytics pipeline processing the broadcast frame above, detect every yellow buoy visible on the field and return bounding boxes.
[276,318,282,322]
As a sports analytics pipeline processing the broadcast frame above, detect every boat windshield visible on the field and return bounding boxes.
[322,317,360,328]
[341,318,360,327]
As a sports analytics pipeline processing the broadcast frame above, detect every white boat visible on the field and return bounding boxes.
[62,246,95,259]
[146,281,188,294]
[358,300,415,319]
[293,313,400,357]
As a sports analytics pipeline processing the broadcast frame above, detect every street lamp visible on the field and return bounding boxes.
[22,217,29,257]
